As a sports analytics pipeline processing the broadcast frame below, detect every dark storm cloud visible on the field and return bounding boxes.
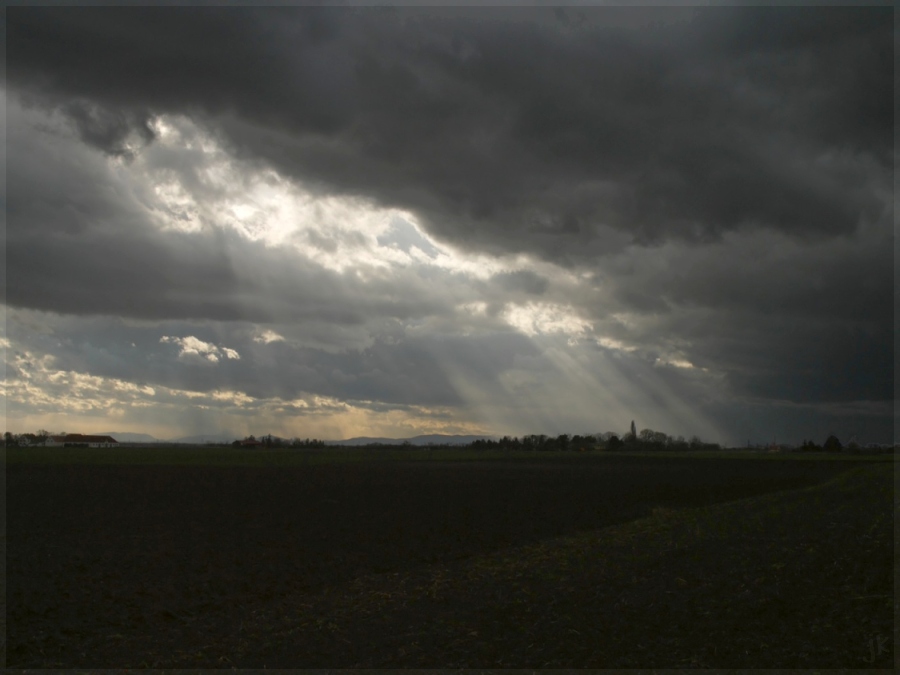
[7,218,451,328]
[672,308,892,404]
[60,99,157,159]
[490,270,549,296]
[8,6,891,253]
[4,99,453,331]
[587,220,894,407]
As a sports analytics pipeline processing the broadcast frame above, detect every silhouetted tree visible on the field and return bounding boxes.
[571,434,595,451]
[823,434,843,453]
[606,434,623,451]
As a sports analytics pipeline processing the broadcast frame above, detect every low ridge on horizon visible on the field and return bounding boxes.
[94,431,498,445]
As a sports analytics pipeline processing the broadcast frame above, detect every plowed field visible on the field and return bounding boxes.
[5,452,893,668]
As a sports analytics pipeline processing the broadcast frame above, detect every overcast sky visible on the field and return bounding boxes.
[3,3,895,445]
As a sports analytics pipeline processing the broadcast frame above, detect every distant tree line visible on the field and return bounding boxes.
[5,428,893,454]
[464,425,722,452]
[468,434,600,452]
[797,434,855,453]
[464,425,898,454]
[3,430,53,447]
[232,434,326,448]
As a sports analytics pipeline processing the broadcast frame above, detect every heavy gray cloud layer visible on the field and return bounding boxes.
[9,6,890,248]
[4,5,894,443]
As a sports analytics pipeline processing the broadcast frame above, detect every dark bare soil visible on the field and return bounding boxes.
[5,454,893,668]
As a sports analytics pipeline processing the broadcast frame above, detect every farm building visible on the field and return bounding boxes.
[49,434,119,448]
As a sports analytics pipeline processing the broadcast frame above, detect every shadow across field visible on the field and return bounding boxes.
[6,452,891,667]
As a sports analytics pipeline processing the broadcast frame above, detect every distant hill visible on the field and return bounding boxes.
[95,432,495,446]
[168,432,237,444]
[331,434,496,446]
[98,432,237,444]
[97,432,160,444]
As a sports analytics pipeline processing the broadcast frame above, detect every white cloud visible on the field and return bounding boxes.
[596,336,638,353]
[2,344,484,440]
[160,335,240,363]
[501,302,592,338]
[253,329,285,344]
[655,356,695,369]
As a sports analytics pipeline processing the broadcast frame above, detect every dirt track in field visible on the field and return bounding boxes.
[6,454,890,667]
